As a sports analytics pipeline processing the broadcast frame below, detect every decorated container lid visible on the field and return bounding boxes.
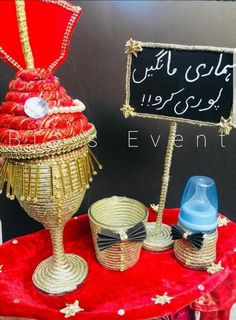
[0,0,96,159]
[179,176,218,232]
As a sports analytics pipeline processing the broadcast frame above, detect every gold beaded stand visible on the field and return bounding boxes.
[143,122,176,251]
[0,146,102,294]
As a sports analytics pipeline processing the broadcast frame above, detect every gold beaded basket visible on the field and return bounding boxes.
[174,229,218,270]
[88,196,148,271]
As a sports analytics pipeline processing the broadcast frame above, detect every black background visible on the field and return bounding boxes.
[130,48,233,123]
[0,1,236,241]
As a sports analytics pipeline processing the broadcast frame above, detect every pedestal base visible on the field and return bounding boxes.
[143,222,174,252]
[32,254,88,295]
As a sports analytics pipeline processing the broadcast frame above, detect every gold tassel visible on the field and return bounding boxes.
[86,154,93,182]
[26,165,32,201]
[89,149,103,170]
[76,159,83,189]
[82,154,89,189]
[20,164,25,201]
[58,162,66,196]
[9,164,16,200]
[33,164,40,202]
[6,163,12,198]
[67,162,74,192]
[89,154,97,176]
[0,160,8,193]
[50,164,54,199]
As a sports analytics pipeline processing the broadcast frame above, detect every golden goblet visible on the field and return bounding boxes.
[0,142,101,295]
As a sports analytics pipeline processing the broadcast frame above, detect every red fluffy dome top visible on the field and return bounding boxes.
[0,68,92,146]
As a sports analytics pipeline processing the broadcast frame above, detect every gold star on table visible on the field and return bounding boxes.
[150,203,159,213]
[151,292,173,305]
[207,261,224,275]
[120,104,135,118]
[217,216,229,227]
[60,300,84,318]
[218,116,234,135]
[0,265,3,273]
[125,38,143,57]
[185,258,191,266]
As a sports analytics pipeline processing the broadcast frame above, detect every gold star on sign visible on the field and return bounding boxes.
[218,116,234,135]
[0,265,3,273]
[125,38,143,57]
[150,203,159,213]
[217,216,229,227]
[60,300,84,318]
[151,292,173,305]
[120,105,135,118]
[207,261,224,275]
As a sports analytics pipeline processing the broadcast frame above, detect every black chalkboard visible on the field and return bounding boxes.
[125,41,236,126]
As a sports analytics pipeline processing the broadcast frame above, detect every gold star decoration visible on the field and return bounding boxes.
[151,292,173,305]
[120,105,135,118]
[125,38,143,57]
[207,261,224,275]
[150,203,159,213]
[217,216,229,227]
[0,265,3,273]
[60,300,84,318]
[218,116,234,135]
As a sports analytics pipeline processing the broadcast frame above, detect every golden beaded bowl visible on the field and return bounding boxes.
[88,196,148,271]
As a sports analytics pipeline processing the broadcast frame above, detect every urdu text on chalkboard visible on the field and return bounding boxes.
[124,41,236,128]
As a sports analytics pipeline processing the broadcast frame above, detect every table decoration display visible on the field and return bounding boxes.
[0,0,101,295]
[0,208,235,320]
[122,39,236,252]
[171,176,218,270]
[88,196,148,271]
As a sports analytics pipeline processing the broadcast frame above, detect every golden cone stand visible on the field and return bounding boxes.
[0,145,102,294]
[0,0,102,294]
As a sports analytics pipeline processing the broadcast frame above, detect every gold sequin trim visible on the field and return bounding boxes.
[15,0,34,69]
[48,10,80,71]
[0,146,102,202]
[41,0,81,13]
[0,125,96,160]
[0,47,23,71]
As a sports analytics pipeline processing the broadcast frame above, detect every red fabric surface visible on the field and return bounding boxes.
[0,0,81,71]
[0,208,235,320]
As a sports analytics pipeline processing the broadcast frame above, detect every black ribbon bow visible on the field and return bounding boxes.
[97,222,147,251]
[171,224,204,250]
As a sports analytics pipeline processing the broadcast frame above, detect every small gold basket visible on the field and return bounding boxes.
[174,229,218,270]
[88,196,148,271]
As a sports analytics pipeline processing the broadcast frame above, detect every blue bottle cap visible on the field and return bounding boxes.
[179,176,218,232]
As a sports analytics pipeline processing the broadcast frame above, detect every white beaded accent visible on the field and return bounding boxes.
[48,99,86,115]
[198,284,205,291]
[117,309,125,316]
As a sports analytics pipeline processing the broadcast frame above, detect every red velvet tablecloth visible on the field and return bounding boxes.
[0,208,235,320]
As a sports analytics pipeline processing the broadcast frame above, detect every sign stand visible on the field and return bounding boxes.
[143,121,176,251]
[122,38,235,252]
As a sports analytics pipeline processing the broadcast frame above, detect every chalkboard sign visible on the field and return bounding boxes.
[123,40,236,130]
